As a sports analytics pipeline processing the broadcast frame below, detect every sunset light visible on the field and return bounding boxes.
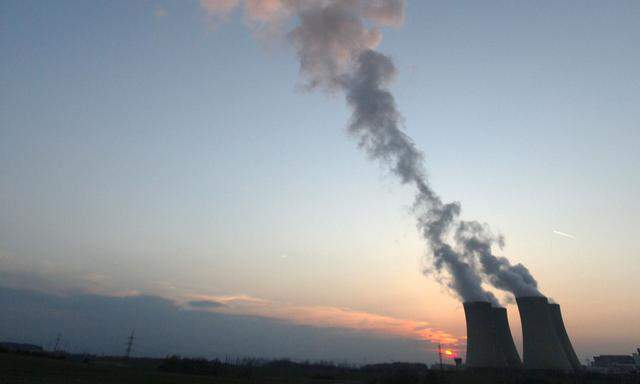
[1,1,638,382]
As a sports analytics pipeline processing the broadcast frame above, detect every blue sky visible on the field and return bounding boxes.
[1,0,639,362]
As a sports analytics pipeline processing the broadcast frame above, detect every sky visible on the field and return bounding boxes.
[1,0,639,364]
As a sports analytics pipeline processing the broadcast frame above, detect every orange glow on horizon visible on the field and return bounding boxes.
[434,347,459,359]
[186,293,462,346]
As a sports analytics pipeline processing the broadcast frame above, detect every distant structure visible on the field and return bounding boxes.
[124,330,135,361]
[53,333,62,352]
[591,353,639,373]
[592,355,635,367]
[516,297,572,371]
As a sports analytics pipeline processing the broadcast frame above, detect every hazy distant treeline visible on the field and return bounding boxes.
[156,355,639,384]
[158,356,438,383]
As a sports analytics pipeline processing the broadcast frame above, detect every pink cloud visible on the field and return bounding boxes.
[244,0,288,22]
[186,293,460,346]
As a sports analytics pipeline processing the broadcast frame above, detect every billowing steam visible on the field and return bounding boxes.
[200,0,542,303]
[455,221,541,298]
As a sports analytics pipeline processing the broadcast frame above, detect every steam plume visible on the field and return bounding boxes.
[342,49,498,304]
[199,0,541,303]
[455,221,541,298]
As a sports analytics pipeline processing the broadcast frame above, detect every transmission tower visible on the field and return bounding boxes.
[124,329,135,361]
[53,333,62,352]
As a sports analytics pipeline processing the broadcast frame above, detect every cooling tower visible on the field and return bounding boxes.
[491,307,522,368]
[548,303,582,371]
[464,301,506,368]
[516,296,572,370]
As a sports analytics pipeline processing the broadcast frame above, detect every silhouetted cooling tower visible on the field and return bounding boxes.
[464,301,506,368]
[548,303,582,371]
[516,296,572,370]
[491,307,522,368]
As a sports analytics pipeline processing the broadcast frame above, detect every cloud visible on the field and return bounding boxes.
[199,0,499,305]
[0,284,450,362]
[274,304,460,345]
[187,299,225,308]
[199,0,405,26]
[189,293,459,346]
[0,266,140,298]
[192,0,545,307]
[199,293,272,307]
[0,268,460,348]
[244,0,290,23]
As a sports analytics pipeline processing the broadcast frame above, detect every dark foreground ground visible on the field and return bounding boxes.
[0,352,638,384]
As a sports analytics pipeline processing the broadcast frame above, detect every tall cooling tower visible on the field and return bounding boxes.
[548,303,582,371]
[491,307,522,368]
[516,296,572,370]
[464,301,506,368]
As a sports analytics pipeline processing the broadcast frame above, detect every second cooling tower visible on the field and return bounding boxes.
[463,302,506,368]
[516,296,572,370]
[491,307,522,368]
[549,303,582,371]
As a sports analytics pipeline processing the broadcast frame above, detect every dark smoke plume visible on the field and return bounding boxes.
[200,0,542,303]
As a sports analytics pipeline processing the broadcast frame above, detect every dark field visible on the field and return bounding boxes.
[0,353,638,384]
[1,353,362,384]
[0,353,223,384]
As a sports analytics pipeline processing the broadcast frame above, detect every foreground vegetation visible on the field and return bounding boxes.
[0,351,637,384]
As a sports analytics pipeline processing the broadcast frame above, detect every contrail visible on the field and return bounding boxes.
[553,230,576,240]
[199,0,543,304]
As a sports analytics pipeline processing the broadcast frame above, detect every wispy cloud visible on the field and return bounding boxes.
[0,265,460,348]
[188,299,225,308]
[186,293,460,346]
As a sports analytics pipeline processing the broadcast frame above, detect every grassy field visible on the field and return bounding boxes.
[1,353,638,384]
[0,353,355,384]
[0,353,219,384]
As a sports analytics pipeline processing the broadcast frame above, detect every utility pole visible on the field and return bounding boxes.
[124,329,135,361]
[438,343,443,371]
